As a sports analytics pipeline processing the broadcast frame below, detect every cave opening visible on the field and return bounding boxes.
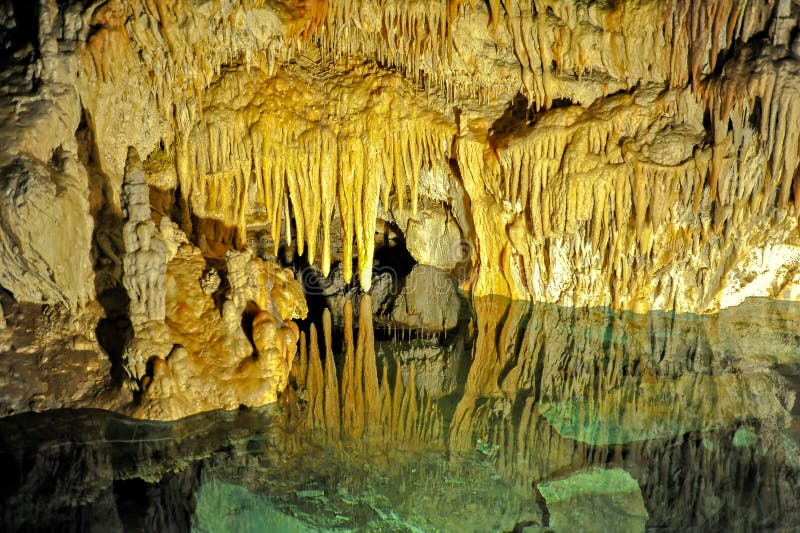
[287,219,419,354]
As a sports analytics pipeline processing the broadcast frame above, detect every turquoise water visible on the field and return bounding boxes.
[2,296,800,531]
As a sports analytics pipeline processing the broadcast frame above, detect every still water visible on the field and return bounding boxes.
[2,296,800,532]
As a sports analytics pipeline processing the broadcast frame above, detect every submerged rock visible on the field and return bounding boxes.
[538,468,648,533]
[194,481,315,533]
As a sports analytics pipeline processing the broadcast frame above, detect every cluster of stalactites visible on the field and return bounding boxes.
[306,0,516,103]
[179,66,454,290]
[84,0,301,151]
[460,52,800,309]
[501,0,781,110]
[294,299,445,447]
[86,0,793,157]
[314,1,450,84]
[701,46,800,213]
[473,92,704,273]
[307,0,784,110]
[446,298,795,490]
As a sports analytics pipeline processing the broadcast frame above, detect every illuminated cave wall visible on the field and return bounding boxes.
[2,0,800,314]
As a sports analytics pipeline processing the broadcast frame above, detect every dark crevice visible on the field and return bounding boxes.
[241,301,261,358]
[95,288,132,385]
[76,107,131,385]
[488,92,531,144]
[9,1,40,54]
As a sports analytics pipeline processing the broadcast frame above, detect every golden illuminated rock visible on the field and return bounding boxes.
[69,0,800,312]
[127,242,307,420]
[1,0,793,314]
[113,147,308,419]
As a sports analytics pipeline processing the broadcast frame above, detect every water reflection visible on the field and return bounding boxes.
[2,297,800,531]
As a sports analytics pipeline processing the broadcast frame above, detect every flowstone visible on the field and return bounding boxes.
[117,148,308,420]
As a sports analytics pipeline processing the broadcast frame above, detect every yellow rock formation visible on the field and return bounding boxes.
[69,0,800,313]
[132,245,307,420]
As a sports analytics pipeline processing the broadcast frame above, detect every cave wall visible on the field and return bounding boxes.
[1,0,800,312]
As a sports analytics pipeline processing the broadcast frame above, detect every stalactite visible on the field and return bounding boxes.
[85,0,800,315]
[305,325,325,431]
[294,329,308,389]
[358,297,381,436]
[181,62,454,286]
[340,300,356,439]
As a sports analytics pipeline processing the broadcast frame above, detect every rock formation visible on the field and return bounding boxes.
[3,0,794,313]
[1,0,800,419]
[389,265,463,332]
[121,146,168,326]
[107,144,309,419]
[130,242,307,420]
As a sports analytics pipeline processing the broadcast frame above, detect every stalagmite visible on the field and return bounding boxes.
[121,147,168,327]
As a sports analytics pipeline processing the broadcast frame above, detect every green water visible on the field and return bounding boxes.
[2,296,800,532]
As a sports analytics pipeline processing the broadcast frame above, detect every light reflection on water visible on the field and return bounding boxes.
[2,296,800,532]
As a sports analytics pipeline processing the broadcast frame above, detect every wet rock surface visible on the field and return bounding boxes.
[389,265,464,332]
[0,291,127,416]
[538,468,649,533]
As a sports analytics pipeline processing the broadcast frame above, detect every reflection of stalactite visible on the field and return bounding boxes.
[322,310,341,441]
[449,296,796,488]
[300,297,445,449]
[290,294,800,529]
[631,431,799,529]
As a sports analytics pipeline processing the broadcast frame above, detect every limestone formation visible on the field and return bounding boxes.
[0,155,95,309]
[3,0,799,314]
[116,150,308,419]
[68,0,800,313]
[390,199,470,270]
[125,244,308,420]
[390,265,462,332]
[0,0,96,309]
[121,146,168,326]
